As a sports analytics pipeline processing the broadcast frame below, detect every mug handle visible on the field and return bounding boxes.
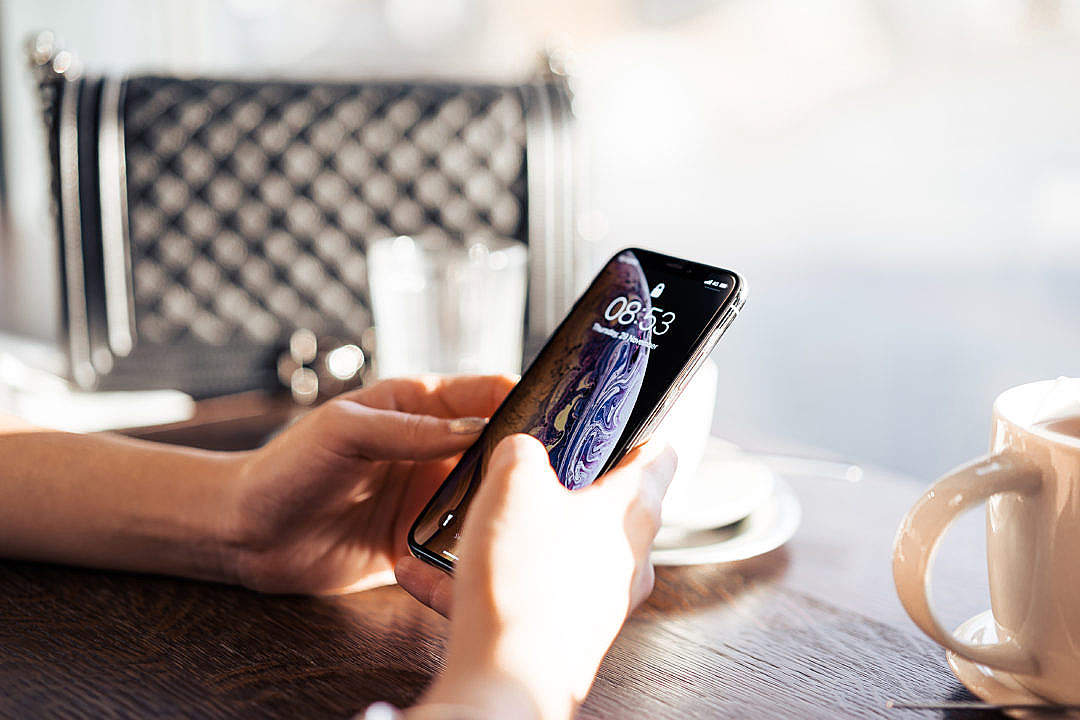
[892,452,1042,675]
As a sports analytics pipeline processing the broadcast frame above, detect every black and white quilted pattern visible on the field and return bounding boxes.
[31,33,574,398]
[122,78,528,349]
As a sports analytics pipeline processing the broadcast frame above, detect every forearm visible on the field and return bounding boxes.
[0,429,242,583]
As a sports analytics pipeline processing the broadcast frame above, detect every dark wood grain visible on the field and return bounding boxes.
[0,405,996,719]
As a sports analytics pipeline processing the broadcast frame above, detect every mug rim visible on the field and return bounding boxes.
[994,379,1080,451]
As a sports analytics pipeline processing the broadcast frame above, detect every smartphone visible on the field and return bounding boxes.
[408,248,746,572]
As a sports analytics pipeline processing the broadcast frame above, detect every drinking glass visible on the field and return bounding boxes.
[367,235,527,378]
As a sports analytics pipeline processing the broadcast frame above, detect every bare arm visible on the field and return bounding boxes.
[0,425,239,582]
[0,376,510,593]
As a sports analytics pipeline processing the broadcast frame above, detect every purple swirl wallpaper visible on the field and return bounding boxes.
[528,257,652,489]
[412,251,658,556]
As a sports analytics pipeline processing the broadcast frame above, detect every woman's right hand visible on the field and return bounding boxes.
[395,434,677,720]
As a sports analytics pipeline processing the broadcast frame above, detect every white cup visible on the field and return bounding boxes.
[656,359,720,527]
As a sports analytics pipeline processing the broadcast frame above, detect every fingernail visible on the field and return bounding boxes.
[449,417,487,434]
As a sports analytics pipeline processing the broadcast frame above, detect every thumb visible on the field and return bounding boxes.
[587,441,678,548]
[592,440,678,501]
[396,556,454,617]
[317,398,486,461]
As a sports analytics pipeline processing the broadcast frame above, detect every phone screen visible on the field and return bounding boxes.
[409,248,742,567]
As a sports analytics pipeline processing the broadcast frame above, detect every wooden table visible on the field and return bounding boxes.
[0,407,995,719]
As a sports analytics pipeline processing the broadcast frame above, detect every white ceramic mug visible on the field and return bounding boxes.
[655,358,718,527]
[893,380,1080,703]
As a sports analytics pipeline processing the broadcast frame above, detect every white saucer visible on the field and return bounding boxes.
[651,476,801,566]
[656,433,777,528]
[947,610,1078,718]
[660,450,777,531]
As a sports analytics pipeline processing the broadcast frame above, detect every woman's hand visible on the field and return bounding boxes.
[223,375,515,595]
[396,434,677,720]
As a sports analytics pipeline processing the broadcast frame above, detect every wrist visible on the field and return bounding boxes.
[146,443,251,586]
[424,640,581,720]
[212,450,265,587]
[419,669,547,720]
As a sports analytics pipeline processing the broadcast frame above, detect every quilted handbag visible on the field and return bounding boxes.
[28,35,576,398]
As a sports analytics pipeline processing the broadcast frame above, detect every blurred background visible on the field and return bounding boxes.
[2,0,1079,480]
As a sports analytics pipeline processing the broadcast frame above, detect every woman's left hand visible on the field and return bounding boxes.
[222,375,515,594]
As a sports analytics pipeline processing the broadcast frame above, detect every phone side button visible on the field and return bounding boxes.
[715,308,737,336]
[639,419,660,442]
[643,391,680,440]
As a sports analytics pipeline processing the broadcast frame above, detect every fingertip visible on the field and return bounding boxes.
[489,433,550,474]
[595,439,678,499]
[639,443,679,503]
[493,432,548,459]
[655,444,679,489]
[616,439,656,467]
